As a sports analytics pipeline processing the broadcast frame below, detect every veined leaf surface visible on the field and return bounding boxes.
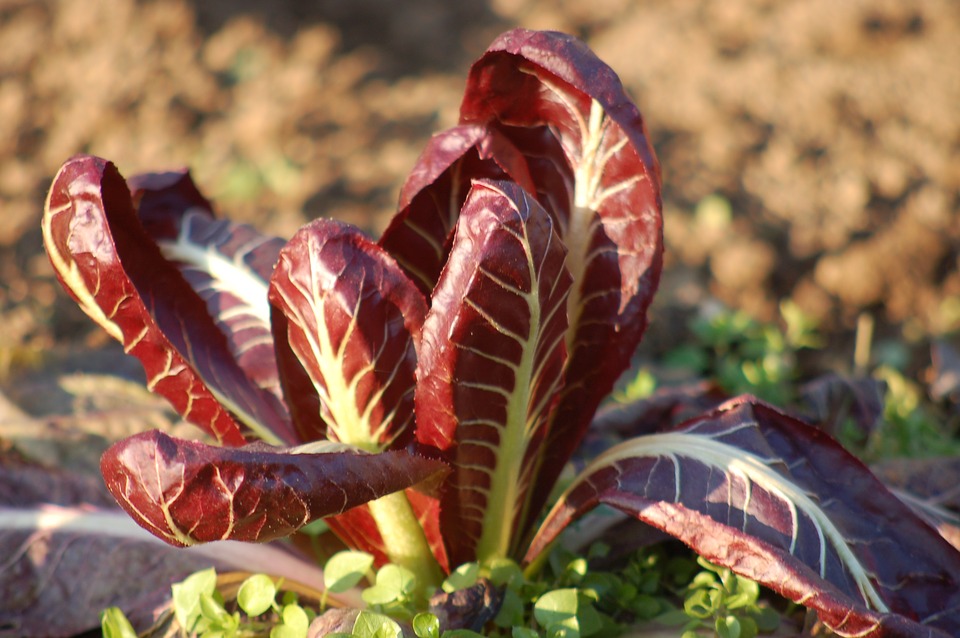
[527,398,960,637]
[130,169,287,405]
[416,180,571,565]
[269,219,427,448]
[0,454,349,636]
[459,29,664,530]
[100,430,446,547]
[42,156,293,446]
[379,124,535,297]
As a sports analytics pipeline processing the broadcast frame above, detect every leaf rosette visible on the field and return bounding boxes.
[37,28,960,638]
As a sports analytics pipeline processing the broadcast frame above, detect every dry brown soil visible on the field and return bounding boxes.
[1,0,958,384]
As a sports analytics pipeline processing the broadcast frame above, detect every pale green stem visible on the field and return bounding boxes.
[366,490,443,594]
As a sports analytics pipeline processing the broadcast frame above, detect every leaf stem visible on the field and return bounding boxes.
[366,491,442,595]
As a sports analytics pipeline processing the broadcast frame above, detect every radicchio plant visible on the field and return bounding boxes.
[42,29,960,636]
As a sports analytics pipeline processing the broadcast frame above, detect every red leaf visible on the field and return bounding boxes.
[42,155,294,446]
[528,397,960,637]
[0,453,340,636]
[458,29,664,530]
[101,430,447,547]
[130,169,289,407]
[379,124,536,297]
[268,219,427,448]
[416,180,571,565]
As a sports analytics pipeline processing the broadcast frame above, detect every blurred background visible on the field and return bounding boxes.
[1,0,958,392]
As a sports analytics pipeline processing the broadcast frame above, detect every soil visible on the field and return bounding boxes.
[1,0,958,394]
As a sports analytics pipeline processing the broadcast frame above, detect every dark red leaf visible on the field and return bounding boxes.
[0,452,334,637]
[379,124,536,297]
[930,340,960,409]
[458,29,664,529]
[268,218,427,447]
[42,155,294,446]
[100,430,447,547]
[130,169,288,406]
[415,179,571,565]
[527,397,960,637]
[799,373,886,441]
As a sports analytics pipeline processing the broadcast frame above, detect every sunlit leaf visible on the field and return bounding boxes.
[101,430,446,546]
[529,398,960,637]
[42,155,294,446]
[458,29,664,534]
[416,180,571,565]
[269,218,426,449]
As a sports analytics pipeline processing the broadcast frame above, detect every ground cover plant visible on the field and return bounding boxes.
[37,28,960,637]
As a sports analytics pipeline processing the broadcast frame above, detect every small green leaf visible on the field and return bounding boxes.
[199,591,231,625]
[486,558,524,588]
[684,588,719,619]
[362,564,417,605]
[443,562,480,592]
[101,607,138,638]
[493,587,524,627]
[271,604,311,638]
[725,577,759,610]
[535,589,580,636]
[627,594,661,619]
[752,606,781,632]
[238,574,277,616]
[172,567,218,632]
[325,550,375,593]
[575,597,602,637]
[413,612,440,638]
[513,627,539,638]
[298,518,331,537]
[654,608,693,626]
[716,615,741,638]
[353,611,403,638]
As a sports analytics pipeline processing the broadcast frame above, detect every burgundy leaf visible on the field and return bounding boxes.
[872,457,960,550]
[100,430,446,547]
[527,397,960,637]
[269,218,427,448]
[415,180,571,565]
[0,453,340,637]
[930,340,960,409]
[458,28,664,529]
[799,373,886,441]
[129,169,288,405]
[42,155,295,446]
[379,124,536,296]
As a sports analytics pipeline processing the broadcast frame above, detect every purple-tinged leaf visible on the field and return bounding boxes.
[527,398,960,637]
[799,373,886,440]
[129,170,288,405]
[42,155,294,446]
[872,457,960,550]
[592,381,729,438]
[100,430,446,547]
[269,219,427,448]
[416,180,571,565]
[0,453,347,637]
[458,29,664,529]
[379,124,536,297]
[930,340,960,409]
